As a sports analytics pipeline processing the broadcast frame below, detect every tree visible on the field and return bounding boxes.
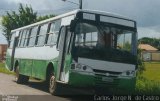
[2,3,37,42]
[36,15,55,22]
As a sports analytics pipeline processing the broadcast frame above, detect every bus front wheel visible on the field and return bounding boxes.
[15,66,29,84]
[49,73,60,95]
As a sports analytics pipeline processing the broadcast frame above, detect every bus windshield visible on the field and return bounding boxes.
[72,22,136,64]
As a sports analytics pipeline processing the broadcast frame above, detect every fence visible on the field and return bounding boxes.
[142,51,160,61]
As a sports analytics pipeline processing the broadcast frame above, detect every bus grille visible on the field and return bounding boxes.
[93,69,121,77]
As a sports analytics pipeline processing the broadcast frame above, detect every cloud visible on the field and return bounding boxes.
[0,0,160,27]
[0,0,19,16]
[11,0,71,10]
[9,0,160,27]
[0,0,18,11]
[83,0,160,27]
[0,27,7,44]
[138,27,160,39]
[8,0,76,15]
[1,0,160,41]
[0,34,7,44]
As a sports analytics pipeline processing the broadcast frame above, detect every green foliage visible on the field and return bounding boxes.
[2,3,37,41]
[137,49,145,74]
[135,62,160,94]
[1,3,56,42]
[136,76,160,95]
[138,37,160,50]
[36,15,55,22]
[0,63,14,75]
[123,41,131,51]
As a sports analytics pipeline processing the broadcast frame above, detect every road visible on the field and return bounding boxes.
[0,73,93,101]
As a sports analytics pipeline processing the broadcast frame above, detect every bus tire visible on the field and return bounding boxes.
[49,73,60,95]
[15,66,29,84]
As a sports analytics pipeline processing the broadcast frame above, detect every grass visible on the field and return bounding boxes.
[142,62,160,81]
[0,62,15,75]
[135,62,160,94]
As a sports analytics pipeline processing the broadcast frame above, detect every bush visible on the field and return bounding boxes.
[0,63,14,75]
[137,49,145,74]
[135,76,160,95]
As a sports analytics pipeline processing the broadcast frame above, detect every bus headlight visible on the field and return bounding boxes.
[71,63,93,72]
[121,70,136,77]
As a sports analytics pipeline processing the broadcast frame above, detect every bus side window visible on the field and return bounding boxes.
[28,26,38,47]
[45,23,51,44]
[47,22,56,45]
[55,19,61,32]
[26,29,32,46]
[66,27,72,54]
[35,26,41,46]
[18,31,23,47]
[37,23,48,46]
[9,32,15,48]
[20,30,27,47]
[47,19,61,45]
[23,29,30,47]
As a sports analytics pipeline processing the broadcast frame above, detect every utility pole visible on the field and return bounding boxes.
[79,0,82,9]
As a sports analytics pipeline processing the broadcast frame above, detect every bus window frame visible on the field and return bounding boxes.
[46,20,61,46]
[66,26,73,54]
[35,26,41,46]
[44,23,52,45]
[17,30,24,48]
[19,30,27,48]
[36,23,49,47]
[26,28,32,47]
[28,26,39,47]
[56,26,64,50]
[23,29,31,48]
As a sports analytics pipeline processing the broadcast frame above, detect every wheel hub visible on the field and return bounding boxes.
[50,76,55,89]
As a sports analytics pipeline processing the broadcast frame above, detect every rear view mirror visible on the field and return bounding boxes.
[70,20,77,32]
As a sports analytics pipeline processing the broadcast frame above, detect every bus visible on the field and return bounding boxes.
[5,9,137,95]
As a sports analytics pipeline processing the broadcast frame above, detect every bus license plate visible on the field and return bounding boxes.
[102,77,113,82]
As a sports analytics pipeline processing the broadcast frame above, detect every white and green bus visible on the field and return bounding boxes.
[6,9,137,95]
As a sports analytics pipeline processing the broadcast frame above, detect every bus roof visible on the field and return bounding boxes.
[11,9,135,33]
[80,9,133,20]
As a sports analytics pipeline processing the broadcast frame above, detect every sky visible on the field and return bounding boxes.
[1,0,160,43]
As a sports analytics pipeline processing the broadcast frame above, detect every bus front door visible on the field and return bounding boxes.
[11,33,19,71]
[57,26,68,81]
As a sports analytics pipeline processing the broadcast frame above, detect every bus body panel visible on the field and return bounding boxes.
[68,71,136,92]
[68,57,136,92]
[6,45,59,80]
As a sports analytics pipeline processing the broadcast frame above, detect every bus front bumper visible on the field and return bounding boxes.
[68,71,136,93]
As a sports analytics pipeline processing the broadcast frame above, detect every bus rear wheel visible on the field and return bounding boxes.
[15,66,29,84]
[49,73,60,95]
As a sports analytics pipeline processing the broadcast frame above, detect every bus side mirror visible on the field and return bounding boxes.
[70,20,77,32]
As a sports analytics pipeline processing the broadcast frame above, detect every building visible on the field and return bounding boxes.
[0,16,8,62]
[138,44,160,61]
[138,44,158,51]
[0,34,8,62]
[0,44,7,61]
